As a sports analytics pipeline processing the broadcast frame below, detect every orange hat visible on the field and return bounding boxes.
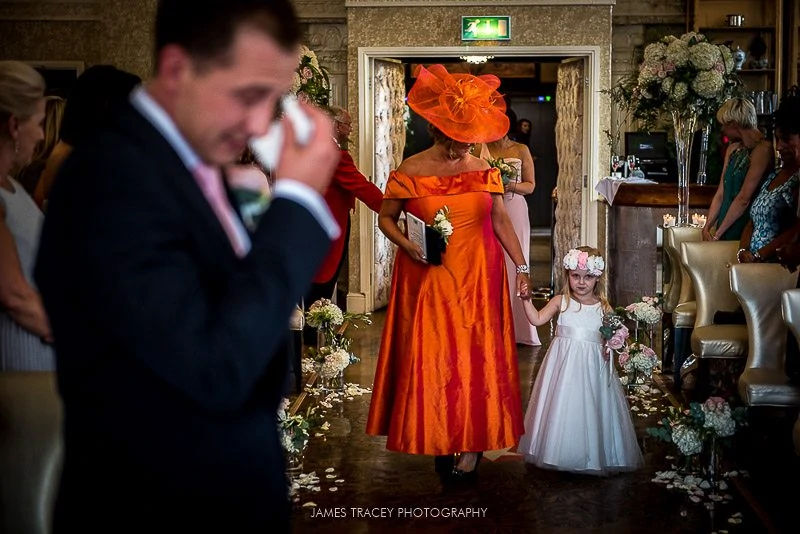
[407,64,509,144]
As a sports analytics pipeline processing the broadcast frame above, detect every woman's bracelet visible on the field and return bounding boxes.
[516,264,530,274]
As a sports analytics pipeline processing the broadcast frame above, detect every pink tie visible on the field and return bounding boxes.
[192,163,248,257]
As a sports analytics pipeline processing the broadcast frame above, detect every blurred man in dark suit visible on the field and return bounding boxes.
[34,1,340,532]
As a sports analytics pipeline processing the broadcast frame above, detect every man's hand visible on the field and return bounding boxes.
[274,102,339,194]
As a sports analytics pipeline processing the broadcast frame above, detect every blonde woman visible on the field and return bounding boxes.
[703,97,773,241]
[479,129,540,345]
[0,60,54,371]
[15,95,65,195]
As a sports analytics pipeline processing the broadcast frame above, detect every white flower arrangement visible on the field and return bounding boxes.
[648,397,748,459]
[671,424,704,456]
[431,206,453,245]
[618,342,659,380]
[562,248,605,276]
[277,397,318,454]
[317,346,352,379]
[607,32,740,129]
[625,299,662,325]
[305,298,344,330]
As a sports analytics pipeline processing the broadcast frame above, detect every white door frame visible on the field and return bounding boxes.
[352,45,601,313]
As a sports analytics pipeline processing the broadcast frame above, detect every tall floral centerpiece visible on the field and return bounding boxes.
[613,33,740,226]
[602,295,662,389]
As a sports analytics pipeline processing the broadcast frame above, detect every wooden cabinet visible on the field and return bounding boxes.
[786,0,800,89]
[690,0,783,93]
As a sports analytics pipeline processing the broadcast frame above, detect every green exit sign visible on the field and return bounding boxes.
[461,16,511,41]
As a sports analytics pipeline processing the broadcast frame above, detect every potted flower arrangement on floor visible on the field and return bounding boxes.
[278,397,320,472]
[304,298,371,391]
[647,396,748,493]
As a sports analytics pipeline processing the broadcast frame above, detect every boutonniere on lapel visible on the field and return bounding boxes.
[226,165,272,231]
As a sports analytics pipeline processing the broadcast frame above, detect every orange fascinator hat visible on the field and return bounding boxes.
[407,64,509,144]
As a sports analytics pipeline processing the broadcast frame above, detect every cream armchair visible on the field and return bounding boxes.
[731,264,800,407]
[680,241,748,395]
[780,289,800,454]
[0,372,63,534]
[663,226,703,385]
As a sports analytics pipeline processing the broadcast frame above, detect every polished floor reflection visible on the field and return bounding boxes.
[290,310,799,533]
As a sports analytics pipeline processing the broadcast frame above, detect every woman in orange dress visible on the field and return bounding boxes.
[366,64,529,484]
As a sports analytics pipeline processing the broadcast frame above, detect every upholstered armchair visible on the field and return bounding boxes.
[0,372,63,534]
[663,226,703,385]
[680,241,748,395]
[780,289,800,454]
[731,264,800,407]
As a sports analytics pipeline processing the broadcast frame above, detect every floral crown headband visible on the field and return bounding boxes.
[563,248,605,276]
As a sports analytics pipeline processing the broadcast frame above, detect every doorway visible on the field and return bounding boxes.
[351,46,602,313]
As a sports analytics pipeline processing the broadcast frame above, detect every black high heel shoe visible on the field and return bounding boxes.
[434,454,456,475]
[447,452,482,485]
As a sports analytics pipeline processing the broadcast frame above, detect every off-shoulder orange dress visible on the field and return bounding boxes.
[366,168,524,455]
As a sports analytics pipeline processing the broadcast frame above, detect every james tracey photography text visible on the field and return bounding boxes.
[309,507,488,519]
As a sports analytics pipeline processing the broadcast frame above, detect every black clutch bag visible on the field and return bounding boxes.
[424,226,447,266]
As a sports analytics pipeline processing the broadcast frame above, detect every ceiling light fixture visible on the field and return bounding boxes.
[460,55,494,64]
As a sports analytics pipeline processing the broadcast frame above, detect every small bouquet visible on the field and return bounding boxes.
[486,157,517,186]
[600,311,629,360]
[419,205,453,266]
[431,206,453,245]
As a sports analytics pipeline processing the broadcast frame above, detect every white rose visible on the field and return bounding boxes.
[438,221,453,236]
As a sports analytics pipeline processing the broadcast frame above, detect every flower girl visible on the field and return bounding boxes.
[517,246,643,475]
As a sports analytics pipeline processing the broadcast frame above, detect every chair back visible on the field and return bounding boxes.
[0,372,63,534]
[663,226,703,313]
[782,288,800,344]
[680,241,740,328]
[730,263,799,369]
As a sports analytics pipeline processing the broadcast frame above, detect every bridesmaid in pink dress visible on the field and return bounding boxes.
[479,135,540,345]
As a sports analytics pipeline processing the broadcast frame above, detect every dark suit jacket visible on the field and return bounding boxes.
[313,149,383,283]
[34,103,331,533]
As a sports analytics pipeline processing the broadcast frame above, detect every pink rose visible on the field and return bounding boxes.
[704,396,726,412]
[607,331,626,350]
[618,352,630,366]
[577,251,589,270]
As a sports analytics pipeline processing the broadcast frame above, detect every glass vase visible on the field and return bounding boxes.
[704,437,720,494]
[286,449,304,473]
[671,110,699,227]
[318,367,345,392]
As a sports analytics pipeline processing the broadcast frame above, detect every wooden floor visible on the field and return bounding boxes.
[289,231,800,533]
[290,313,799,533]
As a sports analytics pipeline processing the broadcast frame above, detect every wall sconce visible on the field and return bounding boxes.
[460,55,494,64]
